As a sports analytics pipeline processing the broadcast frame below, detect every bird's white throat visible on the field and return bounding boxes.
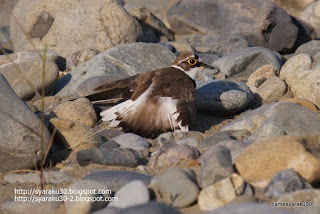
[171,65,202,80]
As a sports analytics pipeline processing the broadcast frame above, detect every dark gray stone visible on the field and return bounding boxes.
[221,102,320,141]
[99,140,120,149]
[198,131,234,152]
[76,147,140,168]
[167,0,298,53]
[29,11,54,40]
[54,43,176,97]
[84,170,153,192]
[199,139,252,164]
[152,131,204,151]
[290,16,317,53]
[176,138,200,149]
[109,180,149,208]
[205,202,294,214]
[178,33,249,56]
[112,133,149,150]
[0,74,50,172]
[92,206,120,214]
[196,52,221,68]
[158,42,176,53]
[196,80,253,116]
[151,168,199,208]
[264,169,312,198]
[211,47,283,78]
[199,146,234,188]
[0,25,12,51]
[117,202,180,214]
[98,129,124,141]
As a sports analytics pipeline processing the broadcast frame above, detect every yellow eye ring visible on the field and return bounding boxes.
[188,58,197,66]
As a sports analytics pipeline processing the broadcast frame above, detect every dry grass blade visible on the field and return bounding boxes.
[90,98,123,104]
[2,1,55,190]
[41,128,56,167]
[39,45,48,190]
[67,127,104,151]
[10,11,43,60]
[1,2,44,97]
[6,169,37,174]
[40,45,47,165]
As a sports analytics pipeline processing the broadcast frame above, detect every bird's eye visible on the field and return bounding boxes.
[187,58,197,66]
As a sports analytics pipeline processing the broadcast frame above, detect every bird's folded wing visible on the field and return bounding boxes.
[86,71,154,102]
[151,69,197,126]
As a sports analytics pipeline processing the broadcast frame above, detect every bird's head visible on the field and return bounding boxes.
[171,52,214,80]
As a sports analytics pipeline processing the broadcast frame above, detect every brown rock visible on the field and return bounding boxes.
[67,49,100,71]
[50,118,104,152]
[28,96,60,112]
[280,54,320,108]
[53,98,97,127]
[279,98,318,113]
[123,0,180,27]
[235,135,320,188]
[246,64,277,92]
[124,4,174,42]
[255,77,287,103]
[198,174,244,211]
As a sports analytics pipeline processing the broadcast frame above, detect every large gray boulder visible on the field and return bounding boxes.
[0,74,50,172]
[10,0,142,58]
[167,0,298,53]
[54,43,176,98]
[221,102,320,141]
[0,50,59,100]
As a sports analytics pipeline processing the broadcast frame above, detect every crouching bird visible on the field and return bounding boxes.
[87,52,213,138]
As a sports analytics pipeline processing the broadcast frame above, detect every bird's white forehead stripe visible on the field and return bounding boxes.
[171,65,184,71]
[176,55,195,64]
